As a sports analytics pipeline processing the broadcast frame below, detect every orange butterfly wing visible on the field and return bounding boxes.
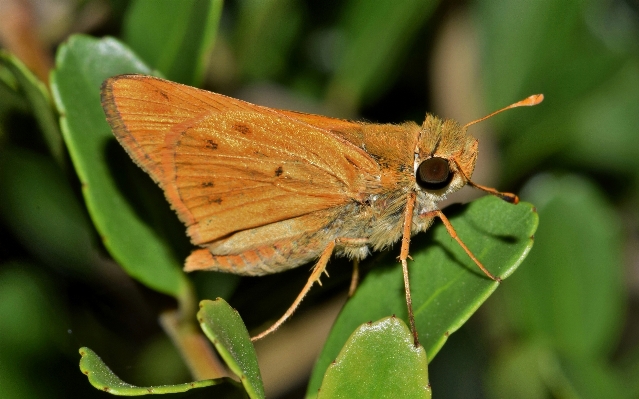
[276,109,366,132]
[101,75,380,246]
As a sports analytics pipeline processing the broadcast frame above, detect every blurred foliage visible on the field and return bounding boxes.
[1,0,638,398]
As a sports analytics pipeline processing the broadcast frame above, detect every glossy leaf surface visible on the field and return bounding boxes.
[50,35,189,297]
[79,347,223,395]
[198,299,265,399]
[317,316,431,399]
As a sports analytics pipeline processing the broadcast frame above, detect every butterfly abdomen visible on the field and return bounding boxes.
[184,238,324,276]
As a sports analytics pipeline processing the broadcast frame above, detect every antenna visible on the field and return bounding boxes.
[463,94,544,129]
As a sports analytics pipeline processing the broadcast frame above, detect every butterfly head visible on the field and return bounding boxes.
[412,95,543,204]
[413,115,478,200]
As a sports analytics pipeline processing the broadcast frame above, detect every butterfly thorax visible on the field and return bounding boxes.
[328,115,478,258]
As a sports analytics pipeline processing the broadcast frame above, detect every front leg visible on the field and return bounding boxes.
[399,191,419,346]
[420,209,500,282]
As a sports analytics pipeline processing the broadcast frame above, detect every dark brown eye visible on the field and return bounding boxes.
[416,157,452,190]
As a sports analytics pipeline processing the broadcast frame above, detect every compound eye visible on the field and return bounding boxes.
[416,157,452,190]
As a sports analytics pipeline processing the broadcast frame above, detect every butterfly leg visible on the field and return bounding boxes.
[251,240,337,341]
[348,259,359,297]
[400,192,419,346]
[335,237,369,296]
[420,210,501,282]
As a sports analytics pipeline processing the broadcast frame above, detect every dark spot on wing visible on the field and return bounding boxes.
[208,197,223,204]
[206,140,218,149]
[275,166,284,177]
[202,181,214,188]
[157,90,169,100]
[233,123,251,134]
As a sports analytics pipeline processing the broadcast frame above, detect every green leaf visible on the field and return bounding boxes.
[0,51,64,165]
[327,0,440,111]
[317,316,431,399]
[619,345,639,397]
[198,298,265,399]
[505,174,625,358]
[566,62,639,173]
[0,262,66,399]
[79,347,225,395]
[308,196,537,396]
[487,341,553,399]
[479,0,595,111]
[123,0,223,86]
[477,0,639,181]
[234,0,303,81]
[0,262,65,357]
[0,61,29,118]
[560,354,632,399]
[50,35,189,297]
[488,342,633,399]
[0,147,97,274]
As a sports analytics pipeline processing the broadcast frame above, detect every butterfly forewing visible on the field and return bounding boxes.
[169,113,362,243]
[102,75,380,246]
[101,75,254,184]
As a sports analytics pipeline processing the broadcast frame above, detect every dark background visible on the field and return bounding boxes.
[1,0,638,397]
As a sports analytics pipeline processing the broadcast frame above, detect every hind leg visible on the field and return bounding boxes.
[185,235,367,340]
[250,241,336,341]
[250,237,368,341]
